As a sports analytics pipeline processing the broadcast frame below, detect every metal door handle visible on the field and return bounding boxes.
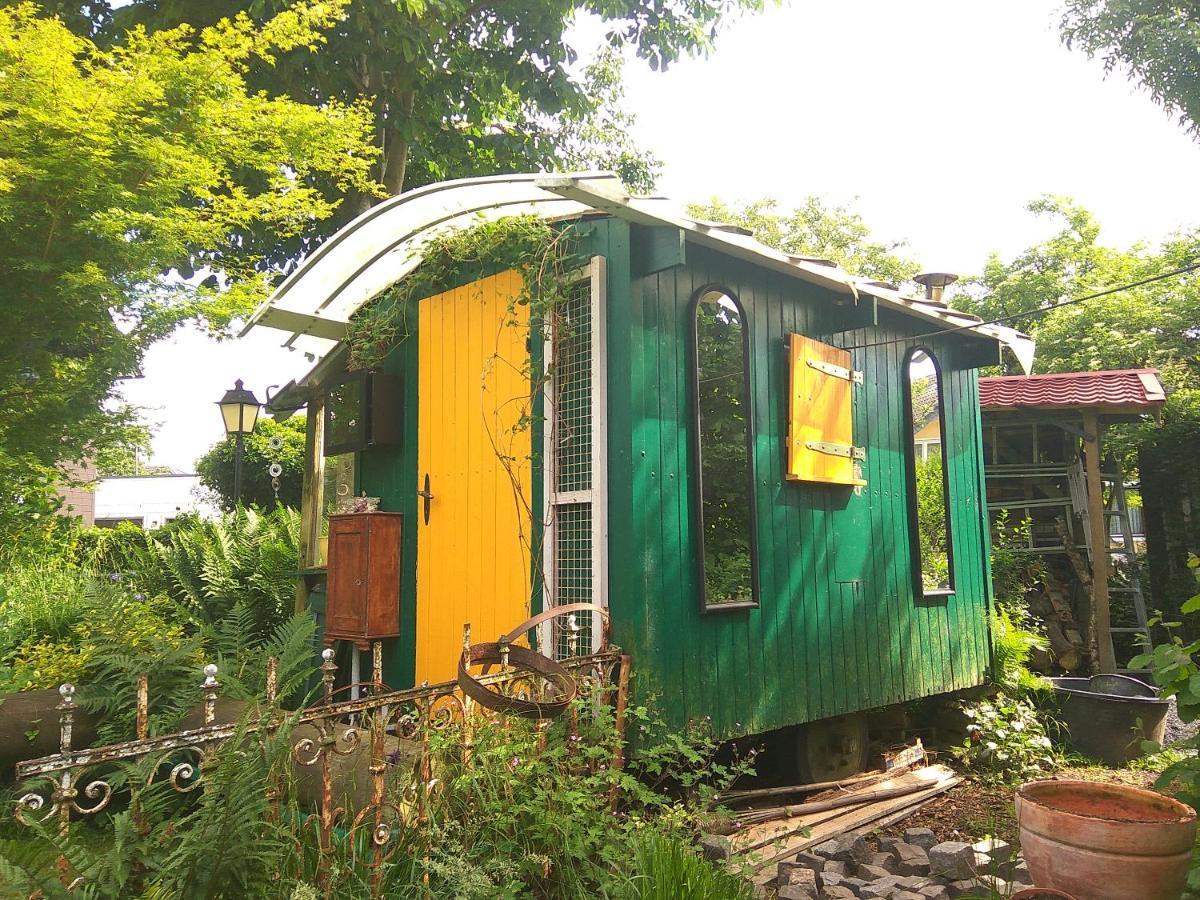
[416,473,434,525]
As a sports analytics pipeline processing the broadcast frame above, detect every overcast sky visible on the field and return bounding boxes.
[122,0,1200,472]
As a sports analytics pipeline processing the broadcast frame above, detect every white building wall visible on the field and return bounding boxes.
[94,475,217,529]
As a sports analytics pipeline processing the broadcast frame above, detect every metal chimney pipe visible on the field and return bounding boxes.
[913,272,958,304]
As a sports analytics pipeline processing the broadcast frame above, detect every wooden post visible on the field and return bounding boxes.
[296,397,326,615]
[1083,411,1116,673]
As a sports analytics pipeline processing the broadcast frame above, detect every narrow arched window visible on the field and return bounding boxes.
[691,288,759,610]
[904,348,954,596]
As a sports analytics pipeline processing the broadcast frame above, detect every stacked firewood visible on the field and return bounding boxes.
[1026,569,1086,672]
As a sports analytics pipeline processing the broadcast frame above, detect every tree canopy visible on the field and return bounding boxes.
[688,196,922,285]
[53,0,765,232]
[1061,0,1200,139]
[0,3,378,474]
[962,195,1200,389]
[196,416,307,511]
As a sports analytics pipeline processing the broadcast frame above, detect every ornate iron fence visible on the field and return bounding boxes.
[12,634,630,896]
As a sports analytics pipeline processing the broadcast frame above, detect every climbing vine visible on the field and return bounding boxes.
[347,216,584,371]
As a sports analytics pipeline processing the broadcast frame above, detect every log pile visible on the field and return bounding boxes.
[1026,568,1086,672]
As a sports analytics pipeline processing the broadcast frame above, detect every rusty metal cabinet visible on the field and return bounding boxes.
[325,512,402,649]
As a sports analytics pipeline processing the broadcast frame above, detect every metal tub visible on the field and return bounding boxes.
[1049,674,1169,766]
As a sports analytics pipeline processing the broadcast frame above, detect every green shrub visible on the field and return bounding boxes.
[954,691,1055,784]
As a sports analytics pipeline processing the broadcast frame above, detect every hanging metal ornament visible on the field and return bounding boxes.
[267,435,285,506]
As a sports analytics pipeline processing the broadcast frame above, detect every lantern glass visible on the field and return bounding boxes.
[217,380,262,436]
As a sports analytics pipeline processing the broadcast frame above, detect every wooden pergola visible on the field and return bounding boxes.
[979,369,1166,673]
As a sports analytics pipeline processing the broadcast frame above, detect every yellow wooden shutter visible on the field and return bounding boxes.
[786,333,866,486]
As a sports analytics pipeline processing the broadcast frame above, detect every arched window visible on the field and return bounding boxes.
[904,348,954,596]
[691,288,759,610]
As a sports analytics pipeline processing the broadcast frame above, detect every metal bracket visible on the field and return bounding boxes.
[806,441,865,460]
[806,358,863,385]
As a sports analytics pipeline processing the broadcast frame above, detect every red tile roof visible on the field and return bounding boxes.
[979,369,1166,412]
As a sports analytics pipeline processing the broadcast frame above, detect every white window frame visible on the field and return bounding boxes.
[539,255,608,656]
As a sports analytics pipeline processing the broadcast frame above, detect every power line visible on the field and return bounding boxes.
[842,260,1200,351]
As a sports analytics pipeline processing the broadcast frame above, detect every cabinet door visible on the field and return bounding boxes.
[366,515,402,638]
[326,517,368,638]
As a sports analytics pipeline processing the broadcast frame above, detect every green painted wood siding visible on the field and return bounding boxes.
[606,241,993,739]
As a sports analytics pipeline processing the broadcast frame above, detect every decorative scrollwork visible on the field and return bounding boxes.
[332,725,361,756]
[427,693,465,730]
[169,756,204,794]
[16,791,52,825]
[72,779,113,815]
[292,737,321,767]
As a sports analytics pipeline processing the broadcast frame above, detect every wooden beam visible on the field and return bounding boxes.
[1083,410,1115,673]
[296,398,326,615]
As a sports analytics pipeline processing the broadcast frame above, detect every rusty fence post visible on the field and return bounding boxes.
[317,648,337,896]
[202,664,220,726]
[55,683,76,882]
[608,655,631,812]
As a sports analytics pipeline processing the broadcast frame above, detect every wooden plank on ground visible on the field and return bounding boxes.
[724,764,960,885]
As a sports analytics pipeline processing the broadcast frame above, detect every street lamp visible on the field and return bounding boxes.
[217,379,262,504]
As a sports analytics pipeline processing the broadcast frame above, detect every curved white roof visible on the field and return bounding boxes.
[244,171,1034,378]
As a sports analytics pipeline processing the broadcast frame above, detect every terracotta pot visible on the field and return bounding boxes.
[1012,890,1078,900]
[1016,779,1196,900]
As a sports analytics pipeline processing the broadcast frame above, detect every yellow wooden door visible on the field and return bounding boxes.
[415,270,532,684]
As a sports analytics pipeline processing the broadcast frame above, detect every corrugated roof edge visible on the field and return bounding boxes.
[244,171,1035,397]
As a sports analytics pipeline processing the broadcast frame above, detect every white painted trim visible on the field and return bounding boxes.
[538,256,608,656]
[590,255,609,654]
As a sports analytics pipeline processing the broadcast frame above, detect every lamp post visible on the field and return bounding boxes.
[217,379,262,505]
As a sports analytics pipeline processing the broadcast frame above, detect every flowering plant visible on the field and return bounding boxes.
[954,692,1055,784]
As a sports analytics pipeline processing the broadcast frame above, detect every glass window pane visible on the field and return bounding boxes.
[694,291,757,607]
[318,452,357,565]
[907,351,953,594]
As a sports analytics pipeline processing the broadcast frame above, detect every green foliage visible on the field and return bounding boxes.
[963,196,1200,389]
[197,416,307,511]
[1061,1,1200,140]
[687,196,922,284]
[0,682,753,898]
[694,295,754,605]
[955,692,1056,785]
[82,0,762,211]
[0,507,305,737]
[1130,554,1200,893]
[990,510,1047,615]
[914,454,949,592]
[347,215,584,370]
[152,506,300,639]
[0,2,379,484]
[616,831,754,899]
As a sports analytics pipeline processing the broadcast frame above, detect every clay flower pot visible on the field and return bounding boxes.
[1016,779,1196,900]
[1012,890,1078,900]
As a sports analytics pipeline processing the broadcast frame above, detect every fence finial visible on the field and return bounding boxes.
[321,647,337,704]
[202,664,220,725]
[57,683,75,753]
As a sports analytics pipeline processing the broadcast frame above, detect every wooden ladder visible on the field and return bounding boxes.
[1101,455,1152,673]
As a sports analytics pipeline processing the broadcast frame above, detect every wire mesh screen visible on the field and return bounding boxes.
[554,280,592,494]
[553,502,593,658]
[547,277,596,659]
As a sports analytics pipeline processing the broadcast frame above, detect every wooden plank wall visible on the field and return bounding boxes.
[606,239,993,739]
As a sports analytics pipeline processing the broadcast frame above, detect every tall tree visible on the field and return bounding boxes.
[56,0,762,229]
[0,2,378,483]
[688,196,922,285]
[1062,1,1200,139]
[963,195,1200,387]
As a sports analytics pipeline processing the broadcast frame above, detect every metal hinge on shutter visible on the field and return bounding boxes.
[806,441,865,461]
[806,358,863,385]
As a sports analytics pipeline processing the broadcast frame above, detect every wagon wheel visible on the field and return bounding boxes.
[795,713,869,784]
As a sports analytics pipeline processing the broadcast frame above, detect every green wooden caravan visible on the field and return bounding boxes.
[247,172,1034,769]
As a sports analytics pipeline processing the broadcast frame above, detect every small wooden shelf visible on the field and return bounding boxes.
[324,512,402,649]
